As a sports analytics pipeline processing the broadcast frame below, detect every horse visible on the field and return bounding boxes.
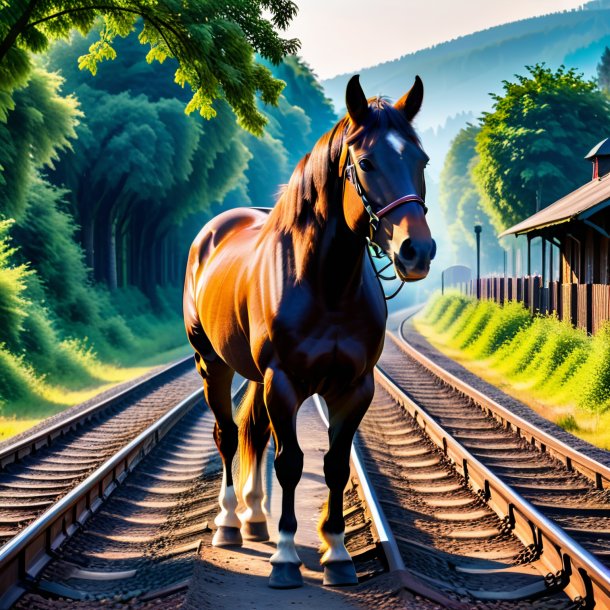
[183,74,435,589]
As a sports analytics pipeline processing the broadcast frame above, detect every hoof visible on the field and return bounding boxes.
[212,526,243,547]
[242,521,269,541]
[323,560,358,586]
[269,562,303,589]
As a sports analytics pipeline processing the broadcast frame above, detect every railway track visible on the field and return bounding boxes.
[0,358,200,548]
[2,319,610,608]
[371,315,610,608]
[0,380,392,609]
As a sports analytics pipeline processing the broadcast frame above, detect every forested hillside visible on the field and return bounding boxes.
[0,26,335,427]
[323,2,610,177]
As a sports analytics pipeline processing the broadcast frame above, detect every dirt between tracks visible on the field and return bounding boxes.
[184,397,443,610]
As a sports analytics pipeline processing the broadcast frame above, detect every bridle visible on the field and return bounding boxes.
[343,145,428,243]
[341,144,428,300]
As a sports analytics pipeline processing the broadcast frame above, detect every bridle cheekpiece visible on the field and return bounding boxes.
[341,144,428,300]
[343,145,427,244]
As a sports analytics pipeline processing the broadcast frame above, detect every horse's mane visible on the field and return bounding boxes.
[259,97,420,278]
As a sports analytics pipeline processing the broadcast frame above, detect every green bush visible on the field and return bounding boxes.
[493,317,549,376]
[467,300,532,358]
[0,345,41,406]
[418,293,610,414]
[433,294,471,333]
[573,324,610,411]
[452,300,495,350]
[0,220,31,350]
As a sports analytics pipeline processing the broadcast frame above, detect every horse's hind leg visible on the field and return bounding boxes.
[318,375,374,586]
[194,352,241,547]
[264,367,304,589]
[238,381,271,541]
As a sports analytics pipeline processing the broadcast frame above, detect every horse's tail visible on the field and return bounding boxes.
[237,381,270,500]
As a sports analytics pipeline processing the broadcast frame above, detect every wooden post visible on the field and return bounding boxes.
[533,275,541,313]
[541,239,547,288]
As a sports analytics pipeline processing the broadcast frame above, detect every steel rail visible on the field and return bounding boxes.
[0,378,249,609]
[0,386,202,609]
[393,327,610,490]
[312,394,405,574]
[0,355,193,470]
[375,365,610,610]
[312,394,465,610]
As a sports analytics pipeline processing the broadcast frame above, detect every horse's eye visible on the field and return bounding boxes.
[358,159,374,172]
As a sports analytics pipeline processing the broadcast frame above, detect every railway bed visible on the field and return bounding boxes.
[3,391,396,610]
[357,380,574,609]
[0,359,200,549]
[380,328,610,573]
[2,324,610,607]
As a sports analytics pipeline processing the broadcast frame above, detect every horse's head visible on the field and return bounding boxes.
[341,75,436,282]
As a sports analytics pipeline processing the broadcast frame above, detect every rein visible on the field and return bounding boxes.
[342,146,427,300]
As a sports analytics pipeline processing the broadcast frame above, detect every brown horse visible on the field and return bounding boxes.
[183,75,435,589]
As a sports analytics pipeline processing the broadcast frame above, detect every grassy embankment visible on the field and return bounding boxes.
[415,293,610,449]
[0,310,190,440]
[0,277,190,441]
[0,214,193,441]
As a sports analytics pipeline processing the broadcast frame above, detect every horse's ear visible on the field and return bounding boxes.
[346,75,368,125]
[395,75,424,122]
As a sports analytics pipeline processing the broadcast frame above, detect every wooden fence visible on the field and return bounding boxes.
[458,277,610,334]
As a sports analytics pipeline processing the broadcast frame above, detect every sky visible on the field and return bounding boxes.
[284,0,587,80]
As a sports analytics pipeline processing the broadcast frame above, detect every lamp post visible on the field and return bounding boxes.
[474,224,482,299]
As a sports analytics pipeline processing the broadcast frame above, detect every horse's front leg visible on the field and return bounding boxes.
[264,366,304,589]
[318,375,374,586]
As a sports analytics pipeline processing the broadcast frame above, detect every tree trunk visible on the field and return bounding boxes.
[82,213,95,271]
[107,220,118,291]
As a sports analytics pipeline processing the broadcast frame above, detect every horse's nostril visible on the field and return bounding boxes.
[430,239,437,261]
[400,238,417,261]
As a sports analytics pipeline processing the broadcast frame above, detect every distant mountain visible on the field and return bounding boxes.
[322,3,610,177]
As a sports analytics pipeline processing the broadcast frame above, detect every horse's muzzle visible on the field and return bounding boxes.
[393,238,436,282]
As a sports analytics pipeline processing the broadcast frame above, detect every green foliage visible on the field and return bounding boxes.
[439,125,505,269]
[11,178,93,323]
[419,293,610,412]
[473,64,610,232]
[572,324,610,410]
[0,0,300,135]
[0,345,41,406]
[0,67,79,219]
[433,293,472,333]
[468,301,532,358]
[46,31,252,291]
[0,219,30,349]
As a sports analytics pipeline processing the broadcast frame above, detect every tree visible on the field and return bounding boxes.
[0,0,299,135]
[47,32,251,293]
[598,46,610,92]
[0,67,79,219]
[474,64,610,233]
[440,124,503,270]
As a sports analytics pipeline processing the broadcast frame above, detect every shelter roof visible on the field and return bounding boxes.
[499,172,610,237]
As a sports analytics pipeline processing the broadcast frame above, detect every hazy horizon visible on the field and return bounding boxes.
[285,0,587,80]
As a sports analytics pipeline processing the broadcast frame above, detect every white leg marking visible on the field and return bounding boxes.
[214,467,241,528]
[320,531,351,564]
[270,531,301,565]
[241,455,267,524]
